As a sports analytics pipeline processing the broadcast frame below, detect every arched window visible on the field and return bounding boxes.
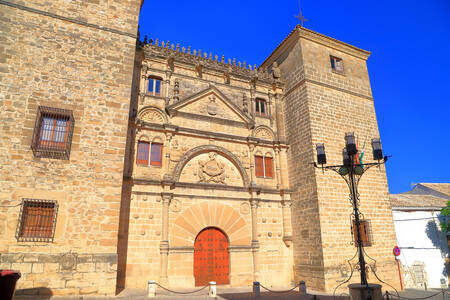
[255,98,267,116]
[136,141,163,166]
[148,76,162,96]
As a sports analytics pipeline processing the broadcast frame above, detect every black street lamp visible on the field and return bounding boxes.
[313,133,388,287]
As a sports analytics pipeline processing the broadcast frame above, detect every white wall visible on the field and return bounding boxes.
[392,210,448,288]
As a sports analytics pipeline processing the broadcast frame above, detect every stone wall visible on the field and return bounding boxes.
[0,0,141,295]
[261,26,401,292]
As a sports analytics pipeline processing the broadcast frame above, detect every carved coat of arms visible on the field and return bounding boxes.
[198,152,226,184]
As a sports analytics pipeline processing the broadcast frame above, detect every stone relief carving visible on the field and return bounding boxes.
[173,79,180,102]
[170,199,182,212]
[198,152,226,184]
[272,61,281,82]
[253,126,274,140]
[240,202,250,215]
[207,95,217,116]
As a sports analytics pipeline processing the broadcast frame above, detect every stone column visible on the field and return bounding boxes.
[281,194,293,247]
[268,91,273,126]
[250,197,260,281]
[274,147,281,189]
[160,192,172,284]
[140,67,148,104]
[248,144,255,184]
[164,133,173,175]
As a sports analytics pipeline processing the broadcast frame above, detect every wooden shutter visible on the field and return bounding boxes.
[255,156,264,177]
[136,141,149,165]
[264,157,273,178]
[150,143,162,166]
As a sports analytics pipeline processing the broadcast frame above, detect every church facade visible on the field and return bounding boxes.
[0,0,401,296]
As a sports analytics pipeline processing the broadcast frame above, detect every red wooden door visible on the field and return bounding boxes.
[194,228,229,286]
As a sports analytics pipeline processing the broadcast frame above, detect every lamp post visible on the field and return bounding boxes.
[314,133,387,287]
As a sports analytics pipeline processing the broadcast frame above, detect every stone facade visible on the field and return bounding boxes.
[0,0,142,296]
[1,1,400,295]
[117,41,294,290]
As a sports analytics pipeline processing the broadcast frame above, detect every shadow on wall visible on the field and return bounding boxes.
[14,287,53,299]
[425,219,449,277]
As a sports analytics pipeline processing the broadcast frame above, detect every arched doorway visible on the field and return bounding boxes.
[194,227,230,286]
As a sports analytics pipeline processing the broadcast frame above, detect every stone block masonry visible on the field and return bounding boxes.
[0,0,142,296]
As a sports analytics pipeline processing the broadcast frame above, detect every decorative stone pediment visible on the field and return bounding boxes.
[167,86,254,126]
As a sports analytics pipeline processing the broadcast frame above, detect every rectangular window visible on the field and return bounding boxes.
[136,141,150,165]
[31,106,74,159]
[16,199,58,242]
[136,141,163,166]
[148,76,162,96]
[330,56,344,74]
[255,155,273,178]
[255,99,266,116]
[352,219,371,247]
[150,143,162,166]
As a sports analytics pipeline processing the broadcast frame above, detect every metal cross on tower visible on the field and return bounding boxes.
[295,0,308,27]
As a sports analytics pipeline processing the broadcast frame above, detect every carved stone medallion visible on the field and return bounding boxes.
[198,152,225,184]
[240,202,250,215]
[207,95,217,116]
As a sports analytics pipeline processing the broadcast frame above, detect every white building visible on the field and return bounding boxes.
[390,183,450,289]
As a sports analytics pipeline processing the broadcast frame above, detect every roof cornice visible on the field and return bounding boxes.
[260,25,371,69]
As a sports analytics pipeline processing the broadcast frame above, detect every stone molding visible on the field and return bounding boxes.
[167,85,254,127]
[171,145,250,187]
[137,121,288,147]
[137,106,168,124]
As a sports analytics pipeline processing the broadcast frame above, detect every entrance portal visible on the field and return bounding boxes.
[194,227,229,286]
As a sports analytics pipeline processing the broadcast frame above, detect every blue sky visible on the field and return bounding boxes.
[138,0,450,194]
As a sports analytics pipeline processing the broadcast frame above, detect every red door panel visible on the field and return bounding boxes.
[194,228,229,286]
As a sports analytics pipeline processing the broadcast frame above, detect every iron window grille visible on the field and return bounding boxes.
[16,198,59,242]
[31,106,74,160]
[330,56,344,74]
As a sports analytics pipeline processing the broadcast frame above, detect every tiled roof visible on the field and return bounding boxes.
[420,183,450,197]
[390,193,447,208]
[390,183,450,208]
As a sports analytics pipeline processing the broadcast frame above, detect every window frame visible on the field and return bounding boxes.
[148,76,162,97]
[254,155,274,179]
[136,141,163,167]
[31,106,74,160]
[255,98,267,116]
[16,198,59,242]
[330,55,345,75]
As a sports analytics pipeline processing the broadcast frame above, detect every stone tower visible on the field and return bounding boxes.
[260,26,401,291]
[0,0,142,296]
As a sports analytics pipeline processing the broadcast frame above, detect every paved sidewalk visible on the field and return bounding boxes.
[13,287,450,300]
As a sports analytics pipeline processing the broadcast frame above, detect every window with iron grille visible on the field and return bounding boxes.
[16,199,58,242]
[31,106,74,159]
[148,76,162,96]
[352,219,372,247]
[255,155,273,178]
[136,141,163,166]
[330,56,344,74]
[255,98,267,116]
